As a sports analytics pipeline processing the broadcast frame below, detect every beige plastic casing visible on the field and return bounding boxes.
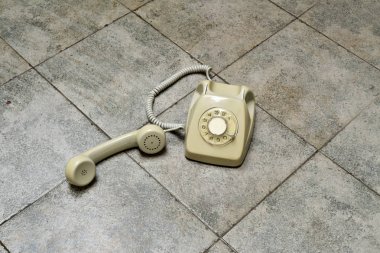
[185,80,255,167]
[65,124,166,186]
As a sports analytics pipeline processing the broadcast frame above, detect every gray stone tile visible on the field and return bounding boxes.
[301,0,380,69]
[0,38,30,85]
[208,240,235,253]
[118,0,151,10]
[0,244,6,253]
[129,92,315,234]
[271,0,317,16]
[137,0,293,72]
[37,13,207,138]
[0,0,128,65]
[220,21,380,148]
[0,153,217,253]
[322,99,380,194]
[0,69,108,224]
[224,154,380,253]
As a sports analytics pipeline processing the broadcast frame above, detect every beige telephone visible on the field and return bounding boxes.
[185,80,255,167]
[65,65,255,186]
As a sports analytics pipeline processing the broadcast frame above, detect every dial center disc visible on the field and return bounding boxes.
[208,117,227,135]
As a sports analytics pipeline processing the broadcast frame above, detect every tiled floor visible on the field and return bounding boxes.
[0,0,379,252]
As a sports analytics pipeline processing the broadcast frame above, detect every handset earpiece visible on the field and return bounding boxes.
[65,124,166,186]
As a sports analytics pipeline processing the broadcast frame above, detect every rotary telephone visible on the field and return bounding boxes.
[65,65,255,186]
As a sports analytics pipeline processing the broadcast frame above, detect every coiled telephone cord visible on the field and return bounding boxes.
[146,65,212,132]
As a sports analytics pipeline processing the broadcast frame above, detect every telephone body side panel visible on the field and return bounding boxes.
[185,80,255,167]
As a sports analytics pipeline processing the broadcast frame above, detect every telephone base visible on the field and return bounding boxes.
[185,80,255,168]
[185,150,248,167]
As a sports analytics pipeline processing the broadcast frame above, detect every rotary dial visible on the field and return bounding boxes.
[198,108,238,145]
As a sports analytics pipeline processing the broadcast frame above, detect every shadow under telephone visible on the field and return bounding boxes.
[65,65,255,187]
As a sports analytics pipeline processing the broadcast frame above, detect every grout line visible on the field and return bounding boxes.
[0,67,32,88]
[207,73,317,151]
[0,179,65,228]
[318,91,380,196]
[220,238,239,253]
[202,239,219,253]
[2,65,221,239]
[142,69,380,237]
[203,238,239,253]
[219,151,318,238]
[33,12,131,69]
[0,36,33,87]
[119,0,215,70]
[0,36,33,69]
[143,70,218,121]
[116,0,154,11]
[150,71,222,121]
[1,62,139,228]
[131,12,209,66]
[154,88,195,118]
[2,0,378,243]
[318,99,376,151]
[216,97,379,235]
[0,6,134,232]
[267,0,316,18]
[119,1,221,81]
[5,3,223,238]
[216,0,333,77]
[0,241,11,253]
[0,11,131,86]
[1,12,131,69]
[217,0,379,76]
[114,0,131,12]
[267,0,297,18]
[215,17,297,75]
[133,0,155,11]
[214,97,379,238]
[32,69,110,136]
[33,68,221,238]
[298,19,380,72]
[296,3,317,17]
[315,98,379,197]
[251,103,316,149]
[126,153,220,237]
[209,76,318,151]
[322,153,380,198]
[214,73,229,84]
[213,0,380,216]
[212,0,380,205]
[214,0,304,76]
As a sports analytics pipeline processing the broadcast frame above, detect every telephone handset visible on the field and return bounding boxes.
[65,124,166,186]
[185,80,255,167]
[65,65,255,186]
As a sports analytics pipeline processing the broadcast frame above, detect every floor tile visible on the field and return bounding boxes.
[271,0,317,16]
[137,0,293,72]
[0,153,217,253]
[0,69,108,224]
[0,0,128,65]
[322,98,380,194]
[37,13,206,138]
[220,21,380,148]
[224,154,380,253]
[118,0,151,10]
[0,38,30,85]
[208,240,235,253]
[129,92,315,234]
[302,0,380,69]
[0,244,6,253]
